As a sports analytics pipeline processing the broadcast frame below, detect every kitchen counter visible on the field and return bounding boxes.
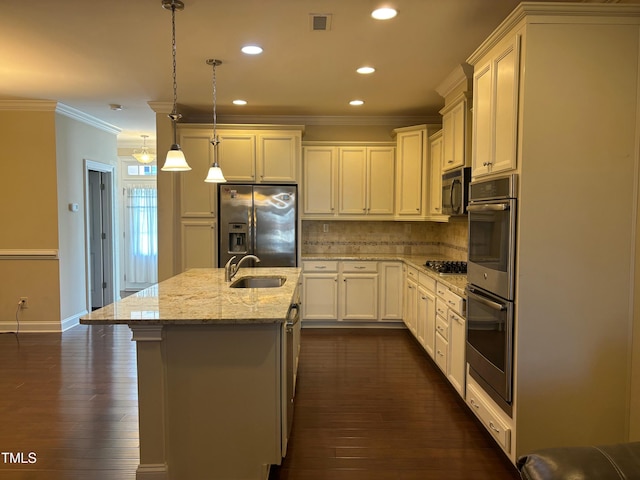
[80,267,301,325]
[80,267,302,480]
[301,253,468,297]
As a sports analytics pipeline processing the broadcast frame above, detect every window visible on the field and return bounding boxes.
[124,184,158,288]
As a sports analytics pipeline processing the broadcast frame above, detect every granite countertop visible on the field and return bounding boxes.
[301,253,468,297]
[80,267,301,326]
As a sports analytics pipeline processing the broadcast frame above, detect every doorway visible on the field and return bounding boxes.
[85,161,115,311]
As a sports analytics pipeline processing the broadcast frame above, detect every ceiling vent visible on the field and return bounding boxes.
[310,14,332,31]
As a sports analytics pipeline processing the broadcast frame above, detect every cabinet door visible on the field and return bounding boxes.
[258,133,298,182]
[179,132,216,217]
[380,262,403,320]
[472,35,520,177]
[418,286,436,358]
[395,129,425,217]
[448,310,466,397]
[472,62,493,177]
[341,274,378,320]
[338,147,367,215]
[302,147,336,215]
[404,278,418,336]
[181,221,216,271]
[302,273,338,320]
[367,147,395,215]
[217,132,256,182]
[492,35,520,174]
[428,132,443,216]
[435,332,448,374]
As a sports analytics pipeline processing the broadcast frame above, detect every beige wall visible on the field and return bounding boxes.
[55,113,118,327]
[0,108,61,330]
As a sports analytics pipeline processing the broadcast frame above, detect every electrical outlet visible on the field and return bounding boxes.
[19,297,28,308]
[323,224,329,233]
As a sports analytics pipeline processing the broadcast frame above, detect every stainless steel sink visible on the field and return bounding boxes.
[229,276,287,288]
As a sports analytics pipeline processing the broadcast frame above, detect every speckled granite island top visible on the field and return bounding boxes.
[80,267,301,325]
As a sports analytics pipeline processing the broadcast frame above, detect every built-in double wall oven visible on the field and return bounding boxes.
[466,174,517,416]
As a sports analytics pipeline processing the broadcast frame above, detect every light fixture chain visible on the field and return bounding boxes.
[171,3,178,117]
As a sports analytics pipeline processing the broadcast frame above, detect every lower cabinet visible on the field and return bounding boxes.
[302,260,402,323]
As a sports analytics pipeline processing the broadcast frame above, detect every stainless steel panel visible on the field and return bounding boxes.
[253,185,297,267]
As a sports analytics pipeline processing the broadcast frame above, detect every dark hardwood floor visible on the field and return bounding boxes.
[0,325,519,480]
[271,328,520,480]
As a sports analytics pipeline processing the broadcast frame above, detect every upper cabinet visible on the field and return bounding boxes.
[393,125,427,219]
[470,35,520,178]
[428,130,444,217]
[302,142,395,220]
[436,63,473,173]
[217,127,303,183]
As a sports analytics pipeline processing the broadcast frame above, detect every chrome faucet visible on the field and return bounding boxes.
[224,254,261,282]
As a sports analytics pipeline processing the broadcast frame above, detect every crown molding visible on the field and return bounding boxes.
[435,64,473,99]
[185,114,440,127]
[56,103,121,135]
[0,99,58,111]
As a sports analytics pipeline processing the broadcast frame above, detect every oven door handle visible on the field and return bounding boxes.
[467,203,510,212]
[466,287,507,311]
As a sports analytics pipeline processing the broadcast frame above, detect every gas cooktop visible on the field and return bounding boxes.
[424,260,467,275]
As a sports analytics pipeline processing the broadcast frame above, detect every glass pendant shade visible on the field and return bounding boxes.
[161,145,191,171]
[204,165,226,183]
[133,150,155,164]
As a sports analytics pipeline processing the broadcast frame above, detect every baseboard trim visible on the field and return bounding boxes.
[0,311,86,333]
[136,463,169,480]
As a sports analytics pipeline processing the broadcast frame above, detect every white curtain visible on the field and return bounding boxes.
[125,184,158,286]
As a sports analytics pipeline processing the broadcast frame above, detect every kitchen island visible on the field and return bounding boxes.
[81,267,302,480]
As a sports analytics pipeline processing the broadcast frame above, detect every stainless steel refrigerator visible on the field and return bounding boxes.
[218,184,297,267]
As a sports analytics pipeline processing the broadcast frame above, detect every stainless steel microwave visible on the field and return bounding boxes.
[442,167,471,215]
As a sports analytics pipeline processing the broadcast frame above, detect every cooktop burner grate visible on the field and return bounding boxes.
[424,260,467,275]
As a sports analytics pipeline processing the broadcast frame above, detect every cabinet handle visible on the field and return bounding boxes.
[447,159,453,164]
[314,265,327,269]
[470,399,480,409]
[421,296,426,300]
[354,266,366,270]
[483,161,493,167]
[437,350,444,357]
[489,422,501,434]
[448,300,456,307]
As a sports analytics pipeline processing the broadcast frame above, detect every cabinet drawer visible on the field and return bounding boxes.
[467,383,512,452]
[418,272,436,291]
[303,261,338,272]
[449,309,464,327]
[444,290,465,316]
[406,266,418,281]
[435,316,449,341]
[435,333,448,373]
[436,281,449,298]
[436,298,448,318]
[342,261,378,273]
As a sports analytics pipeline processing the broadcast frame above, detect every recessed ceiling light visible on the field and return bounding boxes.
[350,100,365,106]
[233,99,247,106]
[241,45,263,55]
[371,7,397,20]
[357,66,376,75]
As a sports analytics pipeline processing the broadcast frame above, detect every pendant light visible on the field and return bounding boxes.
[204,59,227,183]
[132,135,156,164]
[160,0,191,172]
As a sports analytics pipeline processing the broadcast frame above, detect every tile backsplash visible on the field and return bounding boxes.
[302,219,468,260]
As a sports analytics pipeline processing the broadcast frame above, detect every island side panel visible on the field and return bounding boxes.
[163,324,283,480]
[131,325,169,479]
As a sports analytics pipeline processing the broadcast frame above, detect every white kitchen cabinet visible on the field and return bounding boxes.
[180,220,216,270]
[428,130,445,217]
[301,261,339,321]
[448,309,466,397]
[471,34,520,178]
[441,99,469,171]
[304,143,394,219]
[340,262,378,321]
[380,262,403,320]
[217,129,302,183]
[302,146,336,215]
[178,131,216,217]
[417,284,436,357]
[394,126,426,219]
[403,266,418,336]
[434,327,449,374]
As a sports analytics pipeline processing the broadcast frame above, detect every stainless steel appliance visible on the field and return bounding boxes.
[466,284,514,415]
[467,174,517,301]
[442,167,471,215]
[218,184,297,267]
[466,174,517,416]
